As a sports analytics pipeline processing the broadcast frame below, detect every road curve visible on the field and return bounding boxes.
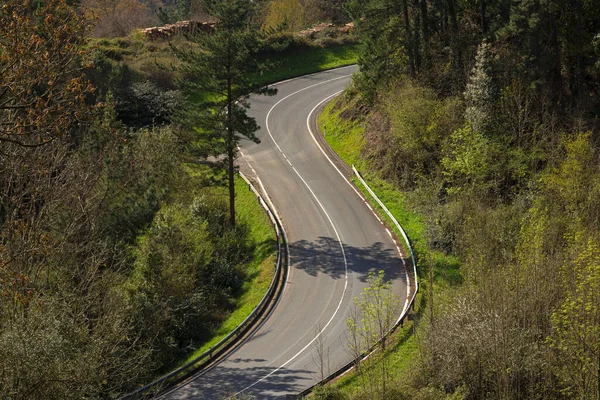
[163,66,409,399]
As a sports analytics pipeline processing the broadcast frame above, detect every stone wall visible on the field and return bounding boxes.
[141,20,215,40]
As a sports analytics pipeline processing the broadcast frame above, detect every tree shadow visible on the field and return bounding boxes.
[164,360,312,400]
[290,236,405,283]
[249,50,356,86]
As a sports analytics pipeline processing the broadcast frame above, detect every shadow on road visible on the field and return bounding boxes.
[165,361,312,400]
[289,236,405,283]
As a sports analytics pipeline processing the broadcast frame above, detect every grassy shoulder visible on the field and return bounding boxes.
[103,33,358,386]
[317,95,462,396]
[182,177,277,363]
[89,34,359,90]
[125,164,278,388]
[96,31,358,387]
[318,97,428,259]
[255,41,360,84]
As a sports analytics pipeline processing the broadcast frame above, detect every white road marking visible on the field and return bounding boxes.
[237,65,410,396]
[158,166,292,400]
[305,91,366,203]
[264,75,351,156]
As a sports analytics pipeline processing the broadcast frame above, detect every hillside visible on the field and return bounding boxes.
[0,0,358,398]
[311,0,600,399]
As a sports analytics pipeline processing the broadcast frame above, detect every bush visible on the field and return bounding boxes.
[312,385,350,400]
[116,80,182,128]
[101,125,180,241]
[126,191,254,365]
[370,81,462,188]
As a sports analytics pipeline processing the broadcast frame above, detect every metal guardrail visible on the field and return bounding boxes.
[119,172,287,400]
[296,166,419,398]
[352,166,419,302]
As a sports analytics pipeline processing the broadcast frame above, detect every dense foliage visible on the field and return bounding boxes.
[1,0,362,396]
[317,0,600,398]
[0,0,270,398]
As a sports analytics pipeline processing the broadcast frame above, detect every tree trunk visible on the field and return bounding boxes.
[228,143,235,227]
[447,0,463,89]
[420,0,429,68]
[227,73,235,227]
[412,0,421,72]
[479,0,487,33]
[429,259,434,327]
[403,0,415,78]
[448,0,458,33]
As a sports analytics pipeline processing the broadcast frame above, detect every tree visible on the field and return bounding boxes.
[0,0,94,148]
[464,41,494,135]
[346,0,407,102]
[377,80,462,188]
[0,88,157,399]
[176,0,275,226]
[311,323,330,383]
[441,123,494,196]
[345,271,402,399]
[549,236,600,399]
[263,0,305,31]
[330,0,600,397]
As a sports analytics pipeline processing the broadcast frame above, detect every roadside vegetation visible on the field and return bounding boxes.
[316,86,462,400]
[310,0,600,399]
[0,0,358,398]
[179,177,277,363]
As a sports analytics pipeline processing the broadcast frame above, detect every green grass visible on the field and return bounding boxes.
[254,42,360,84]
[181,176,277,364]
[317,95,462,396]
[333,309,422,394]
[115,36,358,380]
[185,39,360,109]
[319,101,365,168]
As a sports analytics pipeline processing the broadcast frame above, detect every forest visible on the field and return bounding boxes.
[314,0,600,399]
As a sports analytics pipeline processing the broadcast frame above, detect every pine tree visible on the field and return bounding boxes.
[175,0,275,226]
[346,0,406,103]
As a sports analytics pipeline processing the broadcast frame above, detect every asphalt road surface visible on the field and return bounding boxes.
[163,65,410,399]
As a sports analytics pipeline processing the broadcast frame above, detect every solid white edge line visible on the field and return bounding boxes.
[305,92,367,202]
[157,170,291,400]
[352,167,416,325]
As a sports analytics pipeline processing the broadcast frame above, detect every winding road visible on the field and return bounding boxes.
[163,65,411,399]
